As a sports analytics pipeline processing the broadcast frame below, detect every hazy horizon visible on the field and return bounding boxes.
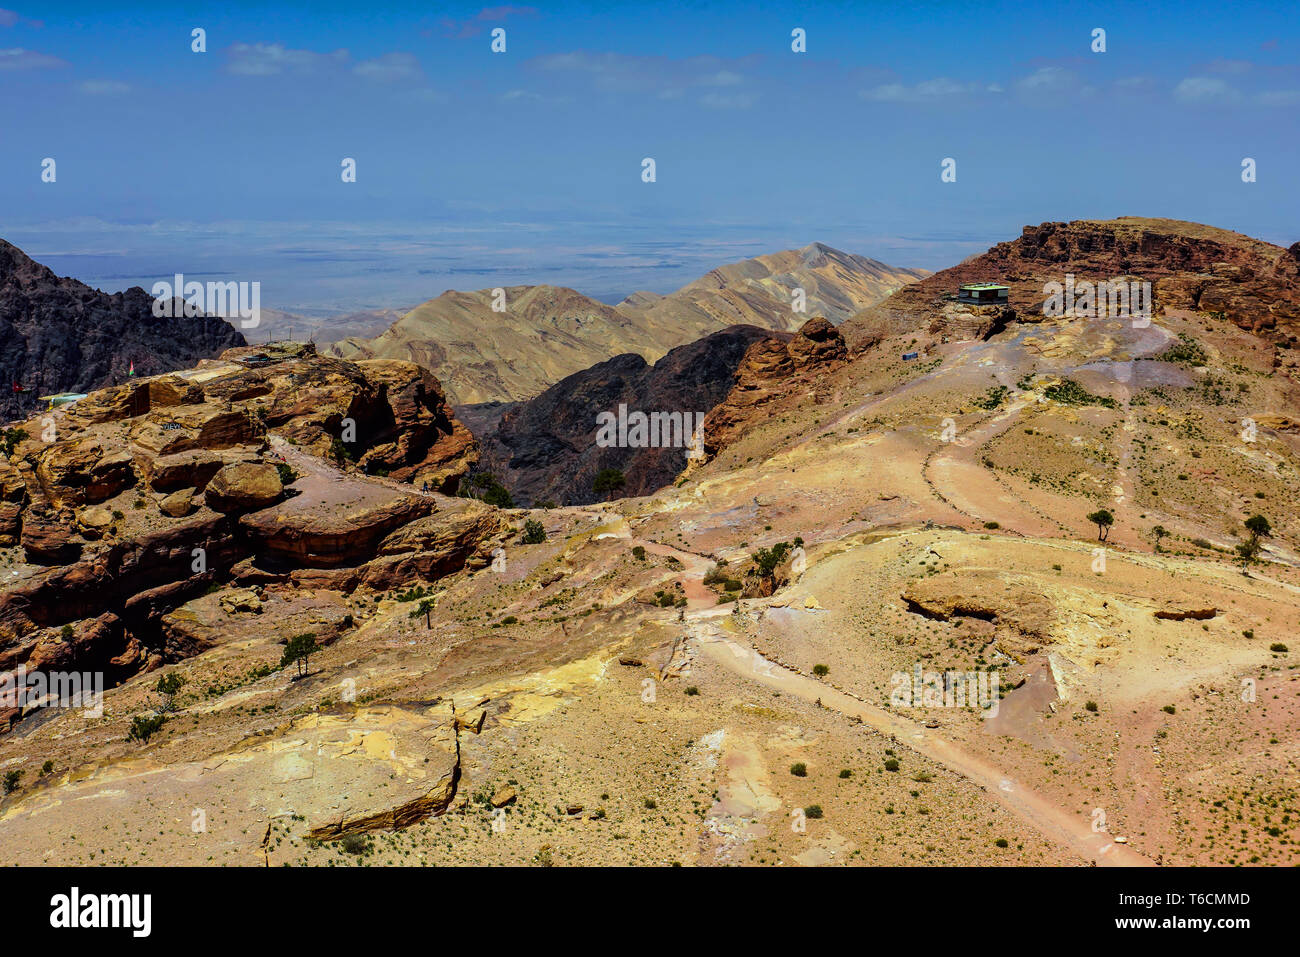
[3,0,1298,314]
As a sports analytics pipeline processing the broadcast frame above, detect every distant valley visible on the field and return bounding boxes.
[330,243,927,405]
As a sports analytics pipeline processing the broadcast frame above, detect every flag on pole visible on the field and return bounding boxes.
[128,360,135,377]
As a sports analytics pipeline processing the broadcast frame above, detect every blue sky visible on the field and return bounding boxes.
[1,0,1297,314]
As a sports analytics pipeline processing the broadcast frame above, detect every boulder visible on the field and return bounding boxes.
[158,488,196,518]
[77,506,115,539]
[131,402,262,455]
[35,438,136,506]
[787,316,848,366]
[203,463,283,513]
[140,449,225,492]
[218,588,263,616]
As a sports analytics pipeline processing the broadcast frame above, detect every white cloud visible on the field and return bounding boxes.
[78,79,130,95]
[700,91,756,109]
[1173,76,1240,103]
[353,51,422,83]
[530,51,756,101]
[1257,89,1300,106]
[1017,66,1077,93]
[860,77,992,103]
[225,42,349,76]
[0,47,67,70]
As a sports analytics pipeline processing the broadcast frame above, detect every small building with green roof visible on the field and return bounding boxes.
[958,282,1008,305]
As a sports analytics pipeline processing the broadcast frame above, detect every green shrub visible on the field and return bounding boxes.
[1043,378,1117,408]
[593,468,626,498]
[790,762,807,777]
[128,713,166,743]
[340,833,371,855]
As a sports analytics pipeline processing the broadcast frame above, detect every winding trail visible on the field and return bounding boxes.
[631,531,1153,867]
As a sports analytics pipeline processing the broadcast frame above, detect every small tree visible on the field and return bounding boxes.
[1086,509,1114,542]
[329,437,351,467]
[521,519,546,544]
[411,598,436,628]
[462,472,513,507]
[2,770,21,794]
[281,633,318,679]
[1237,514,1272,569]
[1245,514,1272,539]
[154,672,187,714]
[752,542,792,584]
[593,468,626,500]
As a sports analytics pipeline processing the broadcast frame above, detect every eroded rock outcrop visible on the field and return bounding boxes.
[842,217,1300,353]
[700,317,848,460]
[903,570,1054,657]
[0,344,492,718]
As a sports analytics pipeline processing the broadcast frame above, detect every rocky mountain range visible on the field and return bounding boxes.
[0,239,247,421]
[5,217,1300,870]
[330,243,925,404]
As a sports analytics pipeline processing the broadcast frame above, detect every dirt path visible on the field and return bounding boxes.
[690,616,1150,866]
[922,394,1067,537]
[632,532,1153,867]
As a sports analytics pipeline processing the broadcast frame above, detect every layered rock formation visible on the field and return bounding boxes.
[843,217,1300,353]
[0,344,503,724]
[0,238,246,421]
[698,317,849,460]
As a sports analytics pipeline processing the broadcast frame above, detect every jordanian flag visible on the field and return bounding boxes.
[128,360,135,377]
